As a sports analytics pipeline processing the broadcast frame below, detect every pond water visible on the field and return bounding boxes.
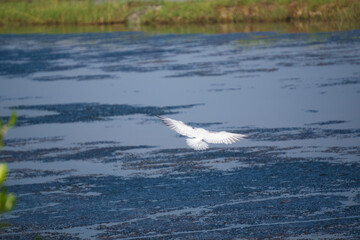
[0,24,359,239]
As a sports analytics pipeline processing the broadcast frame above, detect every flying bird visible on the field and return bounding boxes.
[158,116,247,150]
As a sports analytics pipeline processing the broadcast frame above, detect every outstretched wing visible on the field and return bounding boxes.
[202,131,247,145]
[158,116,196,138]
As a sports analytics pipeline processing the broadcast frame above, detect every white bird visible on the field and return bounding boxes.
[158,116,247,150]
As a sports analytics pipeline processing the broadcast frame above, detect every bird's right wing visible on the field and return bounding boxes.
[158,116,196,138]
[202,130,247,145]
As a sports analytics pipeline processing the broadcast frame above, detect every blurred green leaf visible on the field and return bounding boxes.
[0,164,7,185]
[0,192,6,213]
[0,111,17,150]
[4,194,15,212]
[8,111,17,127]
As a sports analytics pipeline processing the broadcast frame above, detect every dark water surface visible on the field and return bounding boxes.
[0,26,359,239]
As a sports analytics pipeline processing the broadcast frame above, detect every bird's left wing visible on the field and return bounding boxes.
[202,130,247,145]
[158,116,196,138]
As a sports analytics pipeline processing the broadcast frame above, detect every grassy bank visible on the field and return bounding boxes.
[0,0,359,26]
[1,21,359,35]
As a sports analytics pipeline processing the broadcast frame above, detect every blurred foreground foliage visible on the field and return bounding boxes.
[0,111,17,215]
[0,164,16,214]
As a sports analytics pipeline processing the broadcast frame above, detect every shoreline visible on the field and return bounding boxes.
[1,21,359,35]
[0,0,359,27]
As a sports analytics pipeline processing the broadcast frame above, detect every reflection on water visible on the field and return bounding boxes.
[0,24,359,239]
[0,21,360,35]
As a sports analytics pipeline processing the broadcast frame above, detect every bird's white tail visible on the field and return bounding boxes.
[186,138,209,150]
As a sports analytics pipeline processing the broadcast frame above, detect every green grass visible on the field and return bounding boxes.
[0,0,358,26]
[0,0,128,25]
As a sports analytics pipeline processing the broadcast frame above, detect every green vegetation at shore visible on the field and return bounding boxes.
[0,21,359,35]
[0,0,359,27]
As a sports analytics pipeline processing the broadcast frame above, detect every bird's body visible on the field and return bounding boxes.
[158,116,246,150]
